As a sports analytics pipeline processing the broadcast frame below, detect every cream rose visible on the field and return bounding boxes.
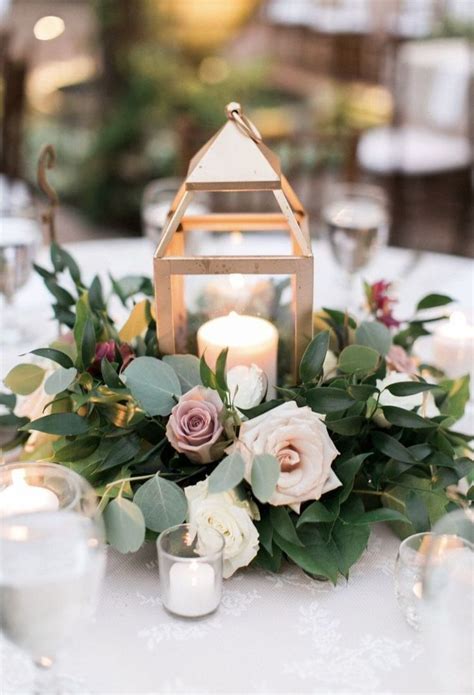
[227,364,267,410]
[231,401,341,513]
[185,480,259,578]
[376,372,424,411]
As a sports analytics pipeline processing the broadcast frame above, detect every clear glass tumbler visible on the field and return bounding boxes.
[394,532,433,629]
[157,523,225,618]
[0,462,99,519]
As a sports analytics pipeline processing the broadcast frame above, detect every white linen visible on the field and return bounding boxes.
[1,237,473,693]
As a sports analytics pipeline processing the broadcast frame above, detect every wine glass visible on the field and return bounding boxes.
[0,466,106,694]
[0,212,42,346]
[421,509,473,694]
[322,183,389,312]
[141,177,210,248]
[394,532,432,629]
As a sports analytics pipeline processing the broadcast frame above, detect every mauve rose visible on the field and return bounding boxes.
[88,340,116,376]
[386,345,418,375]
[166,386,225,463]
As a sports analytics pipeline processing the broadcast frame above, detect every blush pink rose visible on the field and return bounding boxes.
[386,345,418,375]
[166,386,225,463]
[230,401,341,513]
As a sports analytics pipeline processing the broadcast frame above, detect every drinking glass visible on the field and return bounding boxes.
[422,509,473,694]
[322,183,389,311]
[141,177,210,247]
[394,532,433,629]
[0,212,42,346]
[157,523,224,618]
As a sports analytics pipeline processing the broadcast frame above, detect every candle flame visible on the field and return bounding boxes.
[230,231,243,246]
[11,469,27,485]
[449,311,467,329]
[229,273,245,290]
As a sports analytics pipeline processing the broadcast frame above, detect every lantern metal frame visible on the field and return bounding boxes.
[153,103,314,378]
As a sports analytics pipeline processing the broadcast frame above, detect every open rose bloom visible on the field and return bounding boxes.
[166,386,225,463]
[231,401,341,512]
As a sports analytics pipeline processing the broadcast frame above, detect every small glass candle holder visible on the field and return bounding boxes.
[157,524,225,618]
[0,463,98,519]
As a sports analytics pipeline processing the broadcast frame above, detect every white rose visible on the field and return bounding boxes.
[322,350,338,380]
[376,372,424,411]
[17,367,54,452]
[185,480,259,578]
[227,364,267,411]
[231,401,341,513]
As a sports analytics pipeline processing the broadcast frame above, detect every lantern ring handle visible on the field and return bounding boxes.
[226,102,262,143]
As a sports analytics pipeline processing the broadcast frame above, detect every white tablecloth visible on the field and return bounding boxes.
[1,238,473,694]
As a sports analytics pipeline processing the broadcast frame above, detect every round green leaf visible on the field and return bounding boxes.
[133,474,187,532]
[123,357,181,416]
[338,345,379,374]
[208,451,245,494]
[44,367,77,395]
[250,453,280,503]
[355,321,392,356]
[4,363,45,395]
[104,497,146,553]
[163,355,202,393]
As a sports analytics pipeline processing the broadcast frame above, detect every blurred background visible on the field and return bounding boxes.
[1,0,473,255]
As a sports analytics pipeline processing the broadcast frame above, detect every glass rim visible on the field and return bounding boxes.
[0,508,101,542]
[157,523,225,562]
[0,462,86,512]
[399,530,474,557]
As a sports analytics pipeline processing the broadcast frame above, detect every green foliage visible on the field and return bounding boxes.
[1,243,470,583]
[122,357,181,416]
[208,451,245,494]
[4,364,45,395]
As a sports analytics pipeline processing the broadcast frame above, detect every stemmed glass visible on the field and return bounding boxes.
[0,466,106,694]
[322,183,389,312]
[0,210,42,346]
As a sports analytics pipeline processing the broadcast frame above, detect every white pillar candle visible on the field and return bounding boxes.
[167,561,217,617]
[0,469,60,517]
[433,311,474,379]
[197,312,278,398]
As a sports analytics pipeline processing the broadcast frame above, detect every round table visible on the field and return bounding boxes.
[1,238,473,694]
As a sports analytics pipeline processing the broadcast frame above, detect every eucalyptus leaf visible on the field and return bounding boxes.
[103,497,146,553]
[4,363,45,395]
[44,367,77,396]
[134,475,187,532]
[207,451,245,493]
[355,321,392,356]
[338,345,379,374]
[163,355,202,393]
[299,331,330,382]
[123,357,181,416]
[251,453,280,503]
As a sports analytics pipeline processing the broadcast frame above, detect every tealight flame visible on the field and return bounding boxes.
[11,469,27,485]
[229,274,245,290]
[230,231,243,246]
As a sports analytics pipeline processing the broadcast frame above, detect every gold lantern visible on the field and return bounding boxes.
[153,103,313,381]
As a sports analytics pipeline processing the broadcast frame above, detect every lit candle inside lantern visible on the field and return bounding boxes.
[433,311,474,379]
[0,469,60,517]
[167,560,217,617]
[197,312,278,397]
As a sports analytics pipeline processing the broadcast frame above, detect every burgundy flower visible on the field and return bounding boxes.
[365,280,400,328]
[118,343,135,371]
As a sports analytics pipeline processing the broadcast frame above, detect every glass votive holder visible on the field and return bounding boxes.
[394,532,433,629]
[157,523,225,618]
[0,462,98,519]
